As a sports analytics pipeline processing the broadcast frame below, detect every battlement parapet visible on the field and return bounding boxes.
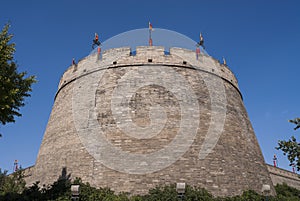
[266,164,300,190]
[57,46,240,99]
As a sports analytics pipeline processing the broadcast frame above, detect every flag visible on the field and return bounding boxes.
[273,154,277,167]
[148,21,153,46]
[222,57,227,65]
[199,33,204,46]
[149,22,153,31]
[196,47,200,60]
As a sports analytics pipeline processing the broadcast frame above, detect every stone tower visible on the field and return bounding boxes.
[32,43,275,196]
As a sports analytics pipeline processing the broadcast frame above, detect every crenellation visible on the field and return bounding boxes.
[102,47,131,59]
[57,46,240,97]
[136,46,165,57]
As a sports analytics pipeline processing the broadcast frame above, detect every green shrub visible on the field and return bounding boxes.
[1,170,300,201]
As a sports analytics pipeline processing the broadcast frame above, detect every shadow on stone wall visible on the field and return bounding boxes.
[42,167,71,200]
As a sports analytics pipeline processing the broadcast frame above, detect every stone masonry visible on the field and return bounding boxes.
[267,164,300,190]
[30,46,276,197]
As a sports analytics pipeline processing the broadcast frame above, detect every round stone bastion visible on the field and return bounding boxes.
[31,46,275,197]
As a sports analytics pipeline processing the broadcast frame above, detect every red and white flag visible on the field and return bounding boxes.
[149,22,153,31]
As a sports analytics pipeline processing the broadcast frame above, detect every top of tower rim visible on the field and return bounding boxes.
[58,46,242,100]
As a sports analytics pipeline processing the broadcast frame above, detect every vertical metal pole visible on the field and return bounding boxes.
[149,29,152,46]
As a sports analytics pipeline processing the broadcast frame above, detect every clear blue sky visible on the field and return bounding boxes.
[1,0,300,173]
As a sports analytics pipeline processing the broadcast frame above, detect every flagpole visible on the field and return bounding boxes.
[149,28,152,46]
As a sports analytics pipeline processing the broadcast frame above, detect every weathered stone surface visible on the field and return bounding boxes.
[267,164,300,190]
[29,46,276,197]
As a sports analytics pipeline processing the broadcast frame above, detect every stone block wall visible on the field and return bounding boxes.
[267,164,300,190]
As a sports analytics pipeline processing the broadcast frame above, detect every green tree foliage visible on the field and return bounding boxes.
[140,184,178,200]
[0,23,36,135]
[72,178,126,201]
[0,168,26,199]
[289,118,300,130]
[277,118,300,171]
[274,183,300,201]
[1,170,300,201]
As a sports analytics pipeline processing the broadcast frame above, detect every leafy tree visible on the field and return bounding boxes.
[22,182,42,201]
[275,183,300,199]
[143,184,178,201]
[289,118,300,130]
[0,168,26,197]
[185,185,214,201]
[277,118,300,171]
[0,23,36,136]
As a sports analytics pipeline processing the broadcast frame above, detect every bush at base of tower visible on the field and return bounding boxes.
[0,172,300,201]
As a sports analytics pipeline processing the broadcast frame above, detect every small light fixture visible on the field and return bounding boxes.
[262,184,271,200]
[176,182,186,200]
[262,184,270,193]
[71,184,80,201]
